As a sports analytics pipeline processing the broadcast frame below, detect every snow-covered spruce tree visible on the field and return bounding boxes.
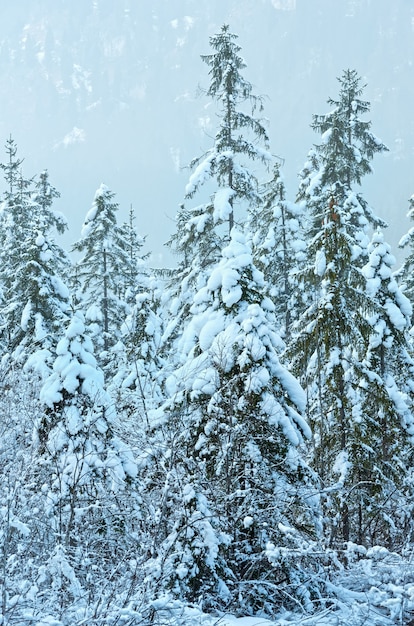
[0,137,34,352]
[117,204,149,307]
[288,70,409,548]
[72,184,139,369]
[194,23,270,233]
[0,135,23,200]
[20,171,71,360]
[356,230,414,547]
[151,230,322,616]
[0,141,71,369]
[0,159,75,619]
[164,24,270,352]
[249,162,307,338]
[110,271,166,427]
[295,71,387,268]
[107,204,158,413]
[311,70,388,216]
[302,70,387,242]
[30,311,140,619]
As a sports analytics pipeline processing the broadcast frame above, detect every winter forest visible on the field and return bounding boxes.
[3,16,414,626]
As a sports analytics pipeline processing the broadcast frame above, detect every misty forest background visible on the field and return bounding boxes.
[2,0,414,263]
[3,2,414,626]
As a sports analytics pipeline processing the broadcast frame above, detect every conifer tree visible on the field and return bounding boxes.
[117,204,148,306]
[152,28,325,615]
[72,184,139,367]
[288,70,399,547]
[355,230,414,546]
[0,141,71,366]
[0,309,142,623]
[297,70,387,256]
[21,171,71,357]
[110,271,165,425]
[249,162,306,338]
[289,190,367,545]
[194,24,270,233]
[153,230,321,615]
[37,311,138,536]
[31,311,140,610]
[90,201,155,421]
[165,23,271,354]
[0,135,24,201]
[312,69,388,193]
[0,137,34,350]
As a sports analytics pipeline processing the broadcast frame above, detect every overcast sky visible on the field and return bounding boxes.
[1,0,413,266]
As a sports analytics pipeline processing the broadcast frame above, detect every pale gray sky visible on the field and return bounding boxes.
[0,0,412,266]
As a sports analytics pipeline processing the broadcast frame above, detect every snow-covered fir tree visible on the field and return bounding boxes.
[72,184,141,368]
[0,141,71,369]
[194,23,270,233]
[151,229,322,616]
[117,204,149,306]
[355,230,414,546]
[110,271,166,426]
[165,24,271,354]
[288,70,410,547]
[21,171,71,362]
[106,203,160,410]
[30,311,140,616]
[0,137,36,352]
[249,162,306,338]
[296,70,387,256]
[0,134,24,201]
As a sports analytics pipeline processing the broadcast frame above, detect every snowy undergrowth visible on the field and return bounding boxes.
[140,545,414,626]
[8,545,414,625]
